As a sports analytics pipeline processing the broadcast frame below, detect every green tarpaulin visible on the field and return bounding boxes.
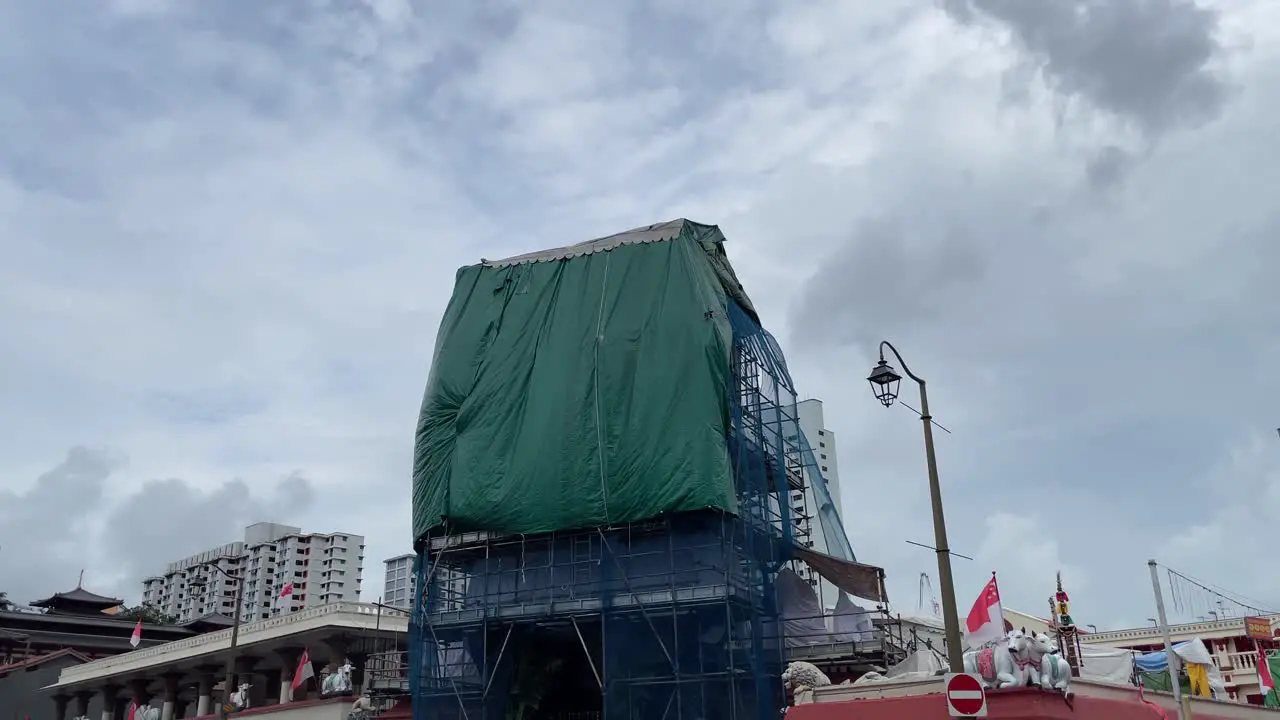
[412,220,758,541]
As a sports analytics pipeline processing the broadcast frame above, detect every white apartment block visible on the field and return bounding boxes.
[141,522,365,624]
[383,554,417,609]
[792,398,846,610]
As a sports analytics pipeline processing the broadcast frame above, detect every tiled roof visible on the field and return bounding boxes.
[30,587,124,609]
[0,648,90,675]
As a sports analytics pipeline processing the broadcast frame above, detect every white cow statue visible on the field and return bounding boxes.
[1008,628,1044,687]
[323,660,355,695]
[962,630,1025,688]
[229,682,252,710]
[1031,633,1073,692]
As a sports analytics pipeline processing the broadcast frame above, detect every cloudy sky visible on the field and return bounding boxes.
[2,0,1278,631]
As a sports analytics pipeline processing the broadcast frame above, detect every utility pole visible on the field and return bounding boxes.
[1149,560,1190,720]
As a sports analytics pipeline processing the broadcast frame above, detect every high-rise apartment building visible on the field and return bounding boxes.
[382,554,417,608]
[792,398,847,610]
[141,522,365,624]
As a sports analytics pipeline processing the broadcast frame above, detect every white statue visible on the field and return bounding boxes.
[1007,628,1042,687]
[349,694,376,720]
[323,660,355,695]
[1032,633,1073,692]
[962,631,1023,688]
[229,682,252,710]
[781,661,831,694]
[137,707,161,720]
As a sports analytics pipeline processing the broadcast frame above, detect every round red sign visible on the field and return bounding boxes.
[946,673,986,716]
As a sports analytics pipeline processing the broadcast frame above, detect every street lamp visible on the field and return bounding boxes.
[188,564,245,719]
[866,341,964,673]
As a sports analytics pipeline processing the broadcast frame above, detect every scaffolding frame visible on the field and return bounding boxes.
[409,299,852,720]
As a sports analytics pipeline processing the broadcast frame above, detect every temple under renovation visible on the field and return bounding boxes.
[408,219,890,720]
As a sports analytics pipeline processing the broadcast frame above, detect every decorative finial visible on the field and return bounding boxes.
[77,569,84,589]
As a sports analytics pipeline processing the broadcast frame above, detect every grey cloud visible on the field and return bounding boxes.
[789,220,989,354]
[105,471,316,588]
[0,449,315,605]
[1084,145,1133,191]
[944,0,1231,137]
[0,448,120,603]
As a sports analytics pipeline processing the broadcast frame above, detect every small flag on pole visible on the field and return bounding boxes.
[129,620,142,649]
[292,648,315,691]
[964,573,1006,648]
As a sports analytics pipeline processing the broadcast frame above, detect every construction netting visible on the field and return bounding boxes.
[412,220,757,540]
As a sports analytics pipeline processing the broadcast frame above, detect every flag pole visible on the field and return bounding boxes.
[1148,559,1189,720]
[992,571,1004,631]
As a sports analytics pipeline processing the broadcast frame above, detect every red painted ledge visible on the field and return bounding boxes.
[186,695,353,719]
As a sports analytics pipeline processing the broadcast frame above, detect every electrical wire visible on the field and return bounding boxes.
[1162,564,1278,618]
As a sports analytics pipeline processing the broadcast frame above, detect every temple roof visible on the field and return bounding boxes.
[0,648,89,676]
[179,613,236,633]
[30,587,124,613]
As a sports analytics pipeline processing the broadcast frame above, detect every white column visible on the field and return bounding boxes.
[160,675,179,720]
[196,671,216,716]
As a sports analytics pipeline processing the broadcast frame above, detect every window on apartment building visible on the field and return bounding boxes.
[819,442,825,448]
[818,430,824,436]
[821,466,828,472]
[820,453,827,460]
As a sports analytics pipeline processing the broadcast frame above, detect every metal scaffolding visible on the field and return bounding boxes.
[409,300,852,720]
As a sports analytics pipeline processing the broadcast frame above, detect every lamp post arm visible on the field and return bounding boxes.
[879,340,927,386]
[878,340,962,671]
[206,564,238,580]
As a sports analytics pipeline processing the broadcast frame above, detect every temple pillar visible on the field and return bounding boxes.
[232,656,261,706]
[127,678,151,708]
[195,670,216,717]
[74,690,92,718]
[52,693,70,720]
[159,674,180,720]
[100,684,120,720]
[273,648,302,703]
[348,652,368,694]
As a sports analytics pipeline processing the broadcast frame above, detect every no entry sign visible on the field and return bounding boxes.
[944,673,987,717]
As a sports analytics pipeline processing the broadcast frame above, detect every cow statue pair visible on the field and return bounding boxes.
[962,629,1072,692]
[322,659,356,696]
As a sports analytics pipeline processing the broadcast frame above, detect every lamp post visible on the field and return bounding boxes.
[188,563,244,719]
[866,340,964,673]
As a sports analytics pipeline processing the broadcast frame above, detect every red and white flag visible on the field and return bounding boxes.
[126,702,137,720]
[292,648,316,691]
[129,620,142,649]
[1260,647,1275,695]
[277,582,294,609]
[964,574,1005,648]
